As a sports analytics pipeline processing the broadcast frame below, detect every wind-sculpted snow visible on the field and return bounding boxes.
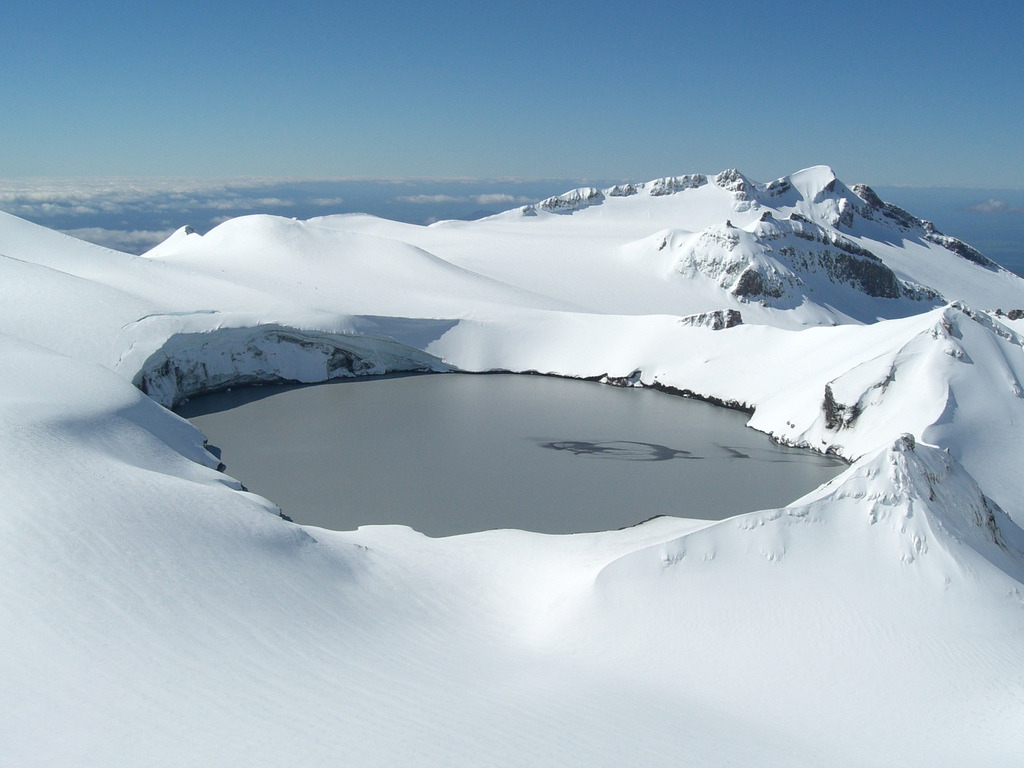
[3,166,1024,766]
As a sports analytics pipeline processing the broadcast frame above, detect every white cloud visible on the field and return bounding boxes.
[471,193,533,205]
[394,192,533,206]
[0,178,552,236]
[967,198,1024,213]
[0,177,291,218]
[394,194,461,204]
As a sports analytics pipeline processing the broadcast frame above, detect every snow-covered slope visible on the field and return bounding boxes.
[3,167,1024,766]
[292,168,1018,331]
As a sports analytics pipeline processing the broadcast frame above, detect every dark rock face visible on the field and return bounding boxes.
[675,210,941,306]
[134,326,449,408]
[790,224,881,261]
[679,309,743,330]
[851,183,884,209]
[823,384,861,430]
[733,268,784,299]
[852,184,918,229]
[774,242,906,299]
[827,251,903,299]
[599,368,643,387]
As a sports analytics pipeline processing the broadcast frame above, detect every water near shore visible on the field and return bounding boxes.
[179,373,845,536]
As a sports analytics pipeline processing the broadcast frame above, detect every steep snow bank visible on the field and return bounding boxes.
[133,323,450,407]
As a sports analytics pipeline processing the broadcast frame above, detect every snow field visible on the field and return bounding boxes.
[2,167,1024,765]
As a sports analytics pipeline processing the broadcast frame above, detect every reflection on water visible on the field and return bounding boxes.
[541,440,698,462]
[540,439,848,465]
[179,373,846,536]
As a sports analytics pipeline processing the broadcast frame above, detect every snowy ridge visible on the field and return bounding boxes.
[849,183,997,267]
[534,186,604,213]
[669,212,937,306]
[480,165,1022,328]
[519,174,710,214]
[602,435,1024,583]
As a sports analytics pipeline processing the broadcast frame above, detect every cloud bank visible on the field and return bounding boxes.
[0,177,601,253]
[394,193,534,205]
[0,178,300,220]
[967,198,1024,214]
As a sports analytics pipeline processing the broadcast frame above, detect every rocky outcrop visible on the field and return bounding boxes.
[519,187,605,215]
[922,223,996,268]
[678,309,743,330]
[822,383,863,430]
[644,174,707,196]
[714,168,754,199]
[538,187,604,213]
[523,175,708,212]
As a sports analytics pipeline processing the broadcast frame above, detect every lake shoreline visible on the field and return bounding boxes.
[179,373,846,536]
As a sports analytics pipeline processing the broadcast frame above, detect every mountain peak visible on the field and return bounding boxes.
[714,168,754,197]
[786,165,839,201]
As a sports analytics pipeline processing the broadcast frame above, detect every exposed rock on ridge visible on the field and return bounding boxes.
[679,309,743,330]
[671,214,936,305]
[852,183,998,268]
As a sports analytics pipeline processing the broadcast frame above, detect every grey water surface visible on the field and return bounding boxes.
[178,373,846,536]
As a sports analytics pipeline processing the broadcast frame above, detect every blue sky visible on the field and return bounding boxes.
[2,0,1022,186]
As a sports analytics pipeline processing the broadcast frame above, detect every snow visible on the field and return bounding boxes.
[2,167,1024,766]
